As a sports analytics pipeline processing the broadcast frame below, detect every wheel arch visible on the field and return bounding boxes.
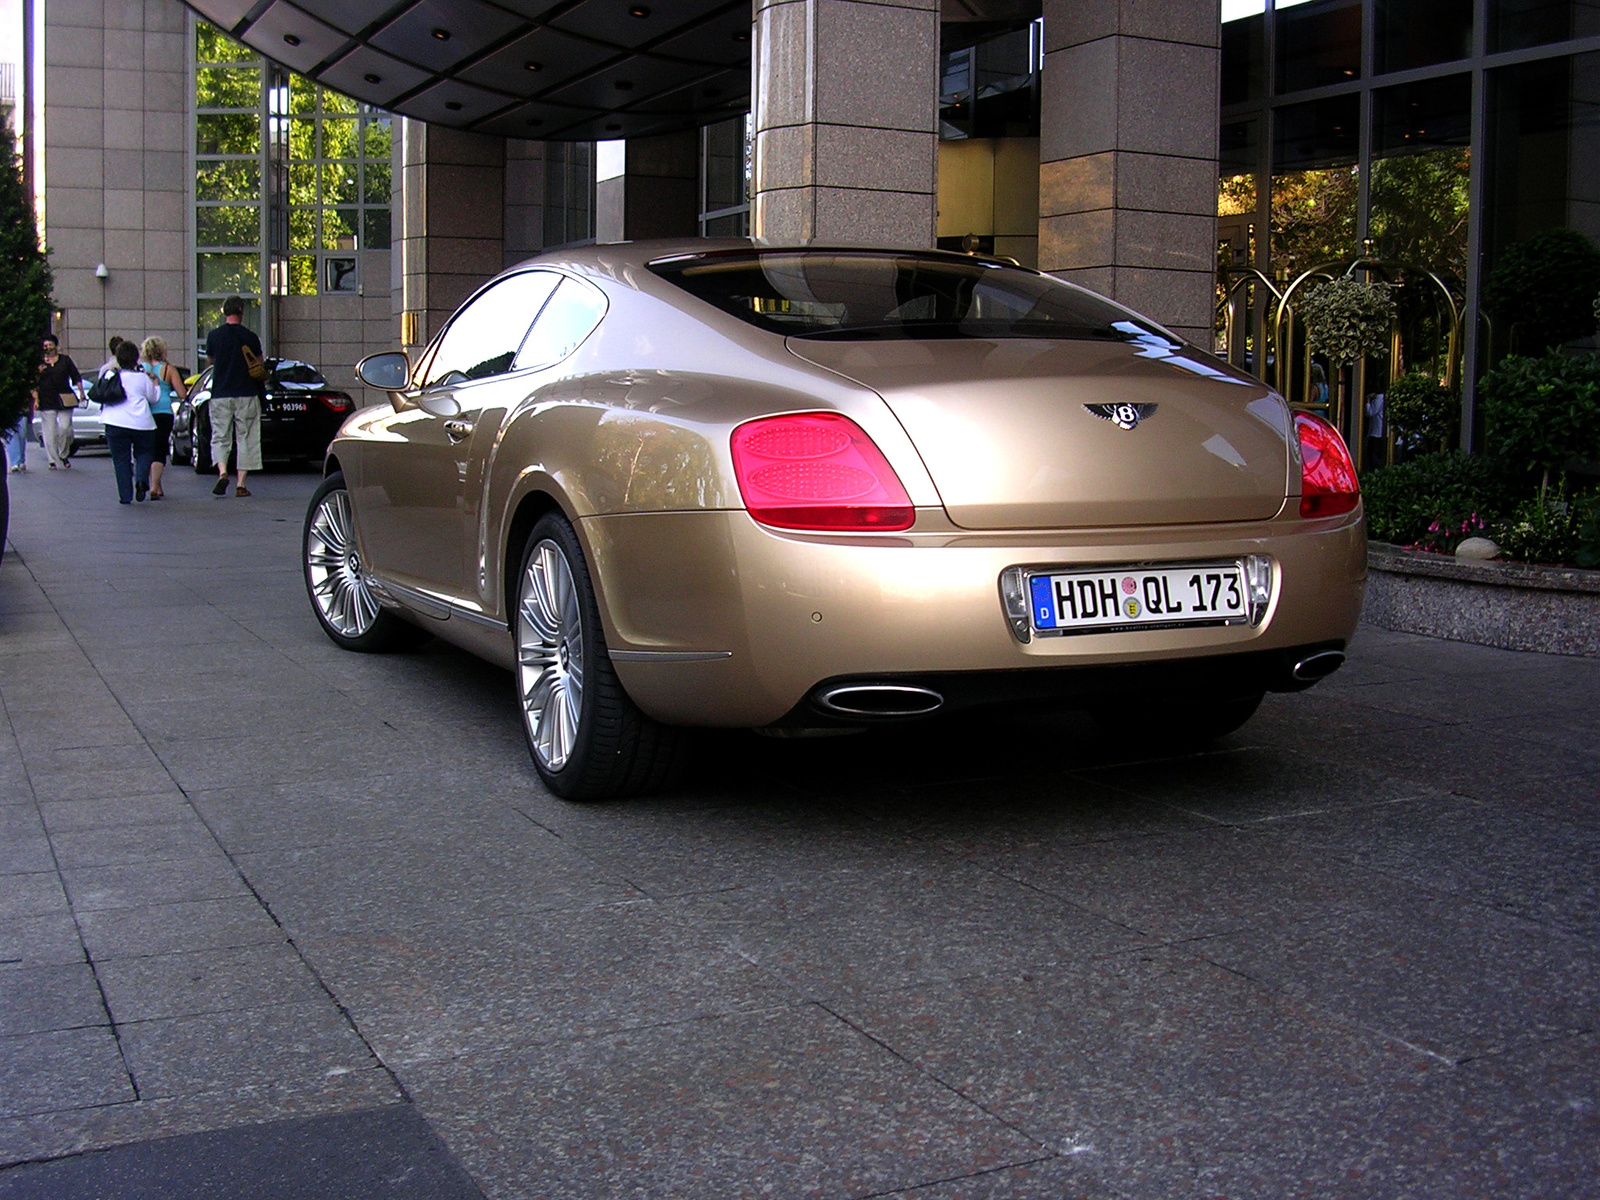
[502,486,568,623]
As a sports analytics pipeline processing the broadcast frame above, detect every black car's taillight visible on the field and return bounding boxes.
[315,392,353,412]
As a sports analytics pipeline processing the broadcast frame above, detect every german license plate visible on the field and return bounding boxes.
[1029,562,1248,635]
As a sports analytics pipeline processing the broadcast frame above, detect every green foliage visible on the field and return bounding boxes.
[0,131,55,431]
[1298,277,1397,366]
[1483,228,1600,352]
[1385,368,1459,452]
[1270,167,1357,272]
[196,21,254,63]
[1360,451,1519,546]
[1495,487,1597,565]
[1369,148,1471,285]
[1477,352,1600,484]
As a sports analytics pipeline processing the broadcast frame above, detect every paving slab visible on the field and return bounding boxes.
[3,453,1599,1196]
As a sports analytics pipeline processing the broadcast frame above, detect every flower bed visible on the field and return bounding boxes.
[1365,542,1600,657]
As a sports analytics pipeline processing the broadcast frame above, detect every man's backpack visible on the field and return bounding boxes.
[88,367,126,406]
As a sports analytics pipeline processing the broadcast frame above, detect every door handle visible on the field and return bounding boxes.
[443,417,475,443]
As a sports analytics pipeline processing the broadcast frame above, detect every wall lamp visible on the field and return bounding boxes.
[94,263,109,279]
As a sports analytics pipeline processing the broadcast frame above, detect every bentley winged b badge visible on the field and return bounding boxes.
[1085,402,1158,430]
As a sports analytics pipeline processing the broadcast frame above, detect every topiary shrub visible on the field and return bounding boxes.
[1477,351,1600,494]
[1385,368,1459,453]
[1360,450,1520,546]
[1483,228,1600,353]
[1297,277,1397,367]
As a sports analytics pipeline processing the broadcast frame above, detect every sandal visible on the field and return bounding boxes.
[234,485,252,497]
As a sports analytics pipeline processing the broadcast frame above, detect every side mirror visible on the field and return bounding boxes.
[356,351,413,395]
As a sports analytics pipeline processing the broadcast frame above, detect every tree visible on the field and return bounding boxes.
[0,125,55,432]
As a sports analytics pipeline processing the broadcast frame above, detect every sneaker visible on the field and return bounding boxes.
[135,482,148,502]
[212,477,229,496]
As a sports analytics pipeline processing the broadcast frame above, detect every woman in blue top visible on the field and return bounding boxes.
[140,337,187,499]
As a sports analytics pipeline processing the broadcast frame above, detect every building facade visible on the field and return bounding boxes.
[30,0,1600,442]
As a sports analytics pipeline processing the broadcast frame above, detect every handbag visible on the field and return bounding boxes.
[60,384,79,409]
[88,368,127,406]
[240,343,269,383]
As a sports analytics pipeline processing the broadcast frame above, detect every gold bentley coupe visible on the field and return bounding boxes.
[304,243,1365,799]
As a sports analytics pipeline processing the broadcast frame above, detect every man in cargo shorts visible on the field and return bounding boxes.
[204,296,264,497]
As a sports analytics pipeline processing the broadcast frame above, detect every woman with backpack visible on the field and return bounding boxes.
[95,340,159,504]
[140,336,187,500]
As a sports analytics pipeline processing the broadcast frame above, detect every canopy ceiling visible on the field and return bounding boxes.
[186,0,754,141]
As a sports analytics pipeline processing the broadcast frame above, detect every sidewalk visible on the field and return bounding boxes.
[3,454,1598,1198]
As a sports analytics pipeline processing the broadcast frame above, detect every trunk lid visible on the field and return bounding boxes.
[787,336,1292,530]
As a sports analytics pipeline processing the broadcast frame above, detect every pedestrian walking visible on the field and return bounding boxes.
[4,409,27,473]
[97,339,158,505]
[34,334,82,471]
[139,336,186,500]
[99,335,125,375]
[203,297,264,497]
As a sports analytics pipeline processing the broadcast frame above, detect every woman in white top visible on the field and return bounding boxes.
[101,340,160,504]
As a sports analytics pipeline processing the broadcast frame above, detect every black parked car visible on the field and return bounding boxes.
[174,359,354,471]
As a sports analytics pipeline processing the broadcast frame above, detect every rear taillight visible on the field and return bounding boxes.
[1295,411,1359,518]
[315,392,353,412]
[730,413,914,532]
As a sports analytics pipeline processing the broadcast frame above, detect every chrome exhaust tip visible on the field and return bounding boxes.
[1291,650,1346,682]
[813,683,945,719]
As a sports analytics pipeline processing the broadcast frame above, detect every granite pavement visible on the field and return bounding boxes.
[1,456,1596,1198]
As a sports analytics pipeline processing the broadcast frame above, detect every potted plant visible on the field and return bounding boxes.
[1296,276,1397,427]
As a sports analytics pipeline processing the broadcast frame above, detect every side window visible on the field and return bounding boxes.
[421,271,561,388]
[512,278,607,372]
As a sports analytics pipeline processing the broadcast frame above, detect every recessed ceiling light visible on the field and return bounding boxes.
[364,72,382,84]
[732,30,748,42]
[432,27,451,39]
[524,60,543,71]
[283,33,301,46]
[628,5,651,17]
[445,100,463,110]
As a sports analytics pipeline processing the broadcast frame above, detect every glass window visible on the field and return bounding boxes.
[196,160,259,202]
[1220,119,1260,217]
[321,117,358,159]
[1485,52,1600,267]
[423,272,563,387]
[1371,75,1472,279]
[362,117,393,159]
[363,209,392,250]
[197,22,253,63]
[321,162,359,206]
[1272,95,1361,272]
[196,205,260,247]
[197,66,261,109]
[363,162,391,206]
[197,252,260,293]
[514,278,608,368]
[1276,0,1362,94]
[1221,1,1266,105]
[197,113,259,155]
[649,252,1167,342]
[1490,0,1600,51]
[1377,0,1473,73]
[198,298,261,343]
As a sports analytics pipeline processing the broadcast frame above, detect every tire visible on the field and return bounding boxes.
[302,471,429,653]
[1095,690,1264,747]
[514,514,689,800]
[192,410,213,473]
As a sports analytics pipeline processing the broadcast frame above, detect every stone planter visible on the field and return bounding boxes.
[1365,542,1600,657]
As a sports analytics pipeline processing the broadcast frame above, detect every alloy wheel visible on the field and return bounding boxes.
[516,539,585,771]
[305,488,380,637]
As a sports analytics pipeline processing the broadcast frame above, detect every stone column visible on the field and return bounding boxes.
[1037,1,1220,344]
[751,0,939,247]
[504,139,547,267]
[595,131,700,243]
[398,119,505,351]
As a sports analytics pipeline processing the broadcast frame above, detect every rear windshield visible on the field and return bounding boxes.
[649,251,1174,343]
[273,361,327,386]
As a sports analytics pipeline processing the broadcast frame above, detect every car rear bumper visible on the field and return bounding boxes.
[579,506,1367,728]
